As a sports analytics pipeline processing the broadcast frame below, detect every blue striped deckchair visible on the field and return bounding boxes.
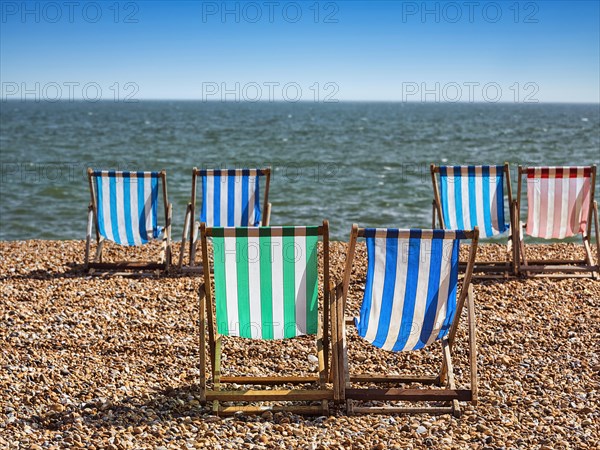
[198,222,338,415]
[85,169,172,273]
[179,167,272,269]
[335,225,479,416]
[431,163,513,275]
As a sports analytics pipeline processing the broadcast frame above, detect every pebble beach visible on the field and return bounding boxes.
[1,240,599,449]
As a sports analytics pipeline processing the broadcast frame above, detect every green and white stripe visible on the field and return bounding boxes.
[212,226,319,340]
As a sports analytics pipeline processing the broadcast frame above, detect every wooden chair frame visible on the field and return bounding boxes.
[179,167,272,271]
[512,165,599,279]
[84,168,172,274]
[198,221,339,415]
[431,162,513,277]
[334,225,479,416]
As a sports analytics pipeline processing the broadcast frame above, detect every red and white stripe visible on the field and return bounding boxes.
[525,167,592,239]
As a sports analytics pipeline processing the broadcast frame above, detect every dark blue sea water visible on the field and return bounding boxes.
[0,101,598,241]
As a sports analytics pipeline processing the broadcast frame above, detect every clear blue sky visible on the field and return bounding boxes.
[1,0,599,102]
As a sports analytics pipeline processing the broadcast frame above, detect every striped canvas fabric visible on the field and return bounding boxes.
[200,169,262,227]
[356,229,465,352]
[92,171,161,246]
[526,167,592,239]
[211,227,319,340]
[439,165,508,238]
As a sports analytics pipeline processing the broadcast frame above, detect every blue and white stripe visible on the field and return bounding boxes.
[439,165,507,238]
[92,170,160,246]
[356,229,464,352]
[199,169,262,227]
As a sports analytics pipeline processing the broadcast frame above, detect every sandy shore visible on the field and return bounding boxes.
[1,240,599,449]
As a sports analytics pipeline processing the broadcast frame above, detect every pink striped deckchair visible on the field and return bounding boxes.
[513,165,599,278]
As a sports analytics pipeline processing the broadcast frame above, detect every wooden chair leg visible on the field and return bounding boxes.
[511,201,520,276]
[510,201,519,276]
[159,228,167,265]
[190,222,200,267]
[322,293,330,384]
[519,228,526,264]
[330,284,341,402]
[346,399,355,416]
[504,233,513,278]
[213,335,222,385]
[199,285,207,403]
[594,201,600,256]
[519,224,530,276]
[94,239,104,263]
[155,214,171,276]
[264,202,272,226]
[84,205,94,270]
[579,202,598,279]
[179,204,192,269]
[467,285,478,405]
[317,327,327,390]
[582,236,596,278]
[212,335,222,414]
[160,203,172,271]
[439,340,448,386]
[206,297,216,377]
[594,201,600,279]
[339,284,350,396]
[442,340,460,418]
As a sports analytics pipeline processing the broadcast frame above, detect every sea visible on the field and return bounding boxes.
[0,101,598,241]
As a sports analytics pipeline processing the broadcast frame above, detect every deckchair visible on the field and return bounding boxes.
[85,169,172,273]
[513,165,599,278]
[198,222,338,415]
[431,163,513,276]
[335,226,479,416]
[179,167,272,269]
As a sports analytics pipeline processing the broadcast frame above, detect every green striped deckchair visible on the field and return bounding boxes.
[198,222,339,416]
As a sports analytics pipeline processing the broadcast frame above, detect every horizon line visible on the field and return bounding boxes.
[2,99,600,105]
